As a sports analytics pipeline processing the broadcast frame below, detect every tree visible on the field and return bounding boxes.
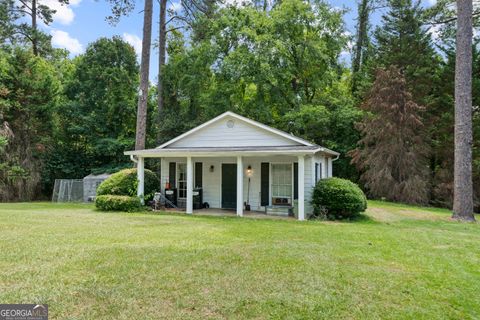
[351,0,376,95]
[43,37,139,190]
[1,0,68,55]
[452,0,475,221]
[159,0,348,126]
[423,0,479,46]
[373,0,440,104]
[350,66,430,204]
[135,0,153,150]
[155,0,219,144]
[157,0,167,123]
[0,48,60,200]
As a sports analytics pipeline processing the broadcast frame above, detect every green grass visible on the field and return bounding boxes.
[0,202,479,319]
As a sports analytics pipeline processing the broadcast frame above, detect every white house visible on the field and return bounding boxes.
[125,111,339,220]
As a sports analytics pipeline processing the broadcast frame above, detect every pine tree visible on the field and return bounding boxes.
[135,0,153,150]
[350,66,430,204]
[453,0,475,221]
[373,0,439,104]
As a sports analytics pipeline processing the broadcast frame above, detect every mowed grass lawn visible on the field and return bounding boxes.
[0,202,479,319]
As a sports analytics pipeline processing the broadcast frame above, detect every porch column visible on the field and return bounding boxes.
[137,156,145,205]
[298,155,305,221]
[236,156,244,217]
[328,157,333,177]
[186,156,193,214]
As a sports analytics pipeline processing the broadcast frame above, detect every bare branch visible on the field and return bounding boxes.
[426,10,480,25]
[166,26,186,33]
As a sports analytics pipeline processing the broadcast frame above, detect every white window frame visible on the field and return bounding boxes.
[269,162,294,206]
[315,162,322,183]
[177,162,187,199]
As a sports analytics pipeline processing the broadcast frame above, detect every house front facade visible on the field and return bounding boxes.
[125,112,339,220]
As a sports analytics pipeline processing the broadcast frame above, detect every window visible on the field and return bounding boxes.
[177,163,187,199]
[271,163,292,200]
[315,163,322,182]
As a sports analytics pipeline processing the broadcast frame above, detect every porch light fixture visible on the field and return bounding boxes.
[246,165,252,176]
[210,165,215,172]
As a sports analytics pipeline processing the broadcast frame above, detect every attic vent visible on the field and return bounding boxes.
[226,120,235,128]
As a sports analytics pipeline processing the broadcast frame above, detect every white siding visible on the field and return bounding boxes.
[304,156,313,215]
[322,155,329,178]
[167,115,303,148]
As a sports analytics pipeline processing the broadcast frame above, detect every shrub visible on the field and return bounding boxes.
[312,178,367,219]
[95,195,142,212]
[96,168,159,201]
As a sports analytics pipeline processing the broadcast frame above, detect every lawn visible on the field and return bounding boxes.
[0,202,479,319]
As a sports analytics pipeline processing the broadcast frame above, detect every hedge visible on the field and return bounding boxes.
[95,195,142,212]
[312,177,367,219]
[96,168,159,202]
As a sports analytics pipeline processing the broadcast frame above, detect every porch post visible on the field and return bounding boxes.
[186,156,193,214]
[328,157,333,177]
[236,156,243,217]
[298,155,305,221]
[137,156,145,205]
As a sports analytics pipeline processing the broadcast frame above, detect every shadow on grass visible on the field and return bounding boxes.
[133,208,384,227]
[308,212,377,224]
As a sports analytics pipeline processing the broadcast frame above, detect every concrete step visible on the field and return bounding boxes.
[266,206,292,216]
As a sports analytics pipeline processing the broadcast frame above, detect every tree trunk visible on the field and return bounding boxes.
[135,0,153,150]
[32,0,38,56]
[351,0,369,93]
[156,0,167,144]
[452,0,475,221]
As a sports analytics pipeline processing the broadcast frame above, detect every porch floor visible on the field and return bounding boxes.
[194,208,294,219]
[161,207,294,219]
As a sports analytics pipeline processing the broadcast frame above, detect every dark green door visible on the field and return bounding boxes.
[222,164,237,209]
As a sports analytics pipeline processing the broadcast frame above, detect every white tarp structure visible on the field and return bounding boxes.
[82,173,110,202]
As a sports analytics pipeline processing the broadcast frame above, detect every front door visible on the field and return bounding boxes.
[222,163,237,209]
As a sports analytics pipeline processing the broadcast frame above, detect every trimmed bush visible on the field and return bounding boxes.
[95,195,142,212]
[312,178,367,219]
[96,168,159,202]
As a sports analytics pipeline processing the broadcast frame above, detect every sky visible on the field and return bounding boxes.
[40,0,437,81]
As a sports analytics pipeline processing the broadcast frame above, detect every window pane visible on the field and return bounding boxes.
[178,163,187,199]
[272,164,292,198]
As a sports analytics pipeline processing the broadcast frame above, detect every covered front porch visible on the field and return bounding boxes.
[131,150,317,221]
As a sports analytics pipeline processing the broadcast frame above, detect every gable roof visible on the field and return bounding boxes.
[157,111,314,149]
[125,111,339,157]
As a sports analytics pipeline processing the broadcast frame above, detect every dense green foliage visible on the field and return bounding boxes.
[312,177,367,219]
[0,48,61,200]
[95,194,142,212]
[43,37,140,187]
[97,168,160,202]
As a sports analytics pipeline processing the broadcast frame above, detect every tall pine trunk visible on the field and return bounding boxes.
[452,0,475,221]
[32,0,38,55]
[135,0,153,150]
[156,0,167,144]
[351,0,369,93]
